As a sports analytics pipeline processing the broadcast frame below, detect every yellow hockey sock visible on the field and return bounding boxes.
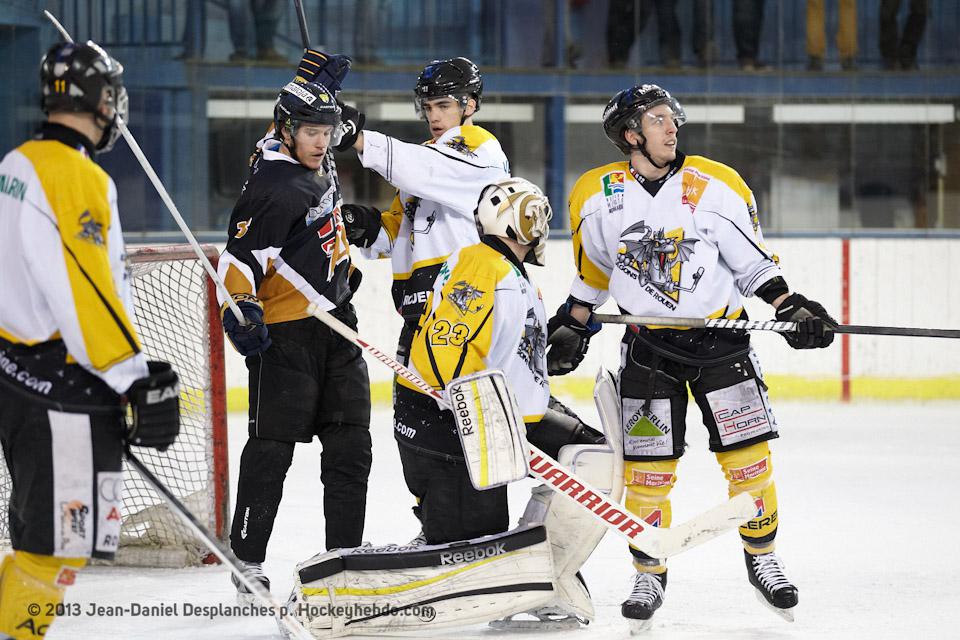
[0,551,86,639]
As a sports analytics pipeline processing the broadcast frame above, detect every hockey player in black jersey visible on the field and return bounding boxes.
[217,80,371,604]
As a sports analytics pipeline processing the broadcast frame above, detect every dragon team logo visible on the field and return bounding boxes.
[76,210,105,246]
[517,308,547,381]
[444,136,478,158]
[447,281,485,316]
[616,221,704,307]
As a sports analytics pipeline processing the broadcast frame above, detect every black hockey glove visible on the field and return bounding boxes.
[295,49,352,94]
[125,361,180,451]
[526,395,606,459]
[546,301,601,376]
[334,101,365,152]
[775,292,837,349]
[221,297,272,357]
[341,204,382,248]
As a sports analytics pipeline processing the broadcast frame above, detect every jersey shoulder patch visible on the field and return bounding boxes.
[571,161,630,203]
[683,155,751,204]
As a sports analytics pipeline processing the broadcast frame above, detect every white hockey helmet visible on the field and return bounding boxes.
[474,178,553,266]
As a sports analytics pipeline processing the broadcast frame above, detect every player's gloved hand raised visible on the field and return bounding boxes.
[341,204,381,248]
[125,361,180,451]
[775,292,837,349]
[334,100,365,152]
[295,49,352,94]
[221,296,272,357]
[546,301,601,376]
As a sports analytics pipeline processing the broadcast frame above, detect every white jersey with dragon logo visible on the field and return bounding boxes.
[402,241,549,425]
[567,157,783,319]
[356,125,510,320]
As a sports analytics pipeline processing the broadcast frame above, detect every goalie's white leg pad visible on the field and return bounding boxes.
[511,372,626,624]
[447,369,529,490]
[288,525,556,638]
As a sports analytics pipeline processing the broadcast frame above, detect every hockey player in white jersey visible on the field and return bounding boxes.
[332,57,604,539]
[546,83,837,631]
[283,179,622,638]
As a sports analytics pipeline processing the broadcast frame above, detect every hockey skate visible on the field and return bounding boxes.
[231,560,270,607]
[744,550,798,622]
[621,570,666,634]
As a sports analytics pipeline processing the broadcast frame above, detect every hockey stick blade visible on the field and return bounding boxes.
[308,304,753,558]
[126,450,314,640]
[595,313,960,339]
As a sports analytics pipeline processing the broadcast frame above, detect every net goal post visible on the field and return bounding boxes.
[0,244,229,567]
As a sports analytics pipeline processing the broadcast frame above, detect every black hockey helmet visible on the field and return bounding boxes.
[413,56,483,118]
[40,40,128,152]
[273,81,343,145]
[602,83,686,155]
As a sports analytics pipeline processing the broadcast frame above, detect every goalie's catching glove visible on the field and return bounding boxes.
[775,292,837,349]
[546,301,600,376]
[334,100,365,152]
[222,296,272,356]
[295,49,352,94]
[125,361,180,451]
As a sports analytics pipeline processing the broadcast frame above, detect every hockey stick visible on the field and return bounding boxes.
[125,450,314,640]
[293,0,312,49]
[306,304,756,558]
[42,10,245,326]
[595,313,960,339]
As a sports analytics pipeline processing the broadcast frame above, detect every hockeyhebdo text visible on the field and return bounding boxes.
[45,600,437,622]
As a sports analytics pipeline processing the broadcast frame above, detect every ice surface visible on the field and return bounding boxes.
[46,400,960,639]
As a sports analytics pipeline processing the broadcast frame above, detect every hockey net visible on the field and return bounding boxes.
[0,244,229,567]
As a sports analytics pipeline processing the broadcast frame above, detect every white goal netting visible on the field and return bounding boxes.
[0,244,229,567]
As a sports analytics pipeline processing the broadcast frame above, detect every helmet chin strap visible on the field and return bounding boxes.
[633,132,669,170]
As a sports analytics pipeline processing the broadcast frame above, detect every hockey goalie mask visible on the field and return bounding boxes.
[475,178,552,266]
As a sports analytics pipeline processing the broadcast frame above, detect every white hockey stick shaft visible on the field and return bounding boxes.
[42,10,244,325]
[595,313,960,339]
[126,451,313,640]
[307,305,755,558]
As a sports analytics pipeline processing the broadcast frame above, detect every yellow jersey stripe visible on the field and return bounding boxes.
[473,379,489,486]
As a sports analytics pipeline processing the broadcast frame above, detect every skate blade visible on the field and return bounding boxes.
[489,616,583,631]
[628,618,653,634]
[753,589,796,623]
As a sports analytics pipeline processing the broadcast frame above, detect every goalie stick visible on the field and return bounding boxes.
[307,304,756,559]
[42,10,246,326]
[595,313,960,339]
[125,450,313,640]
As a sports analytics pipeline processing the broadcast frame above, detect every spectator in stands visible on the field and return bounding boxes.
[543,0,589,68]
[179,0,252,62]
[733,0,767,71]
[692,0,715,68]
[807,0,857,71]
[880,0,928,70]
[607,0,682,70]
[251,0,285,63]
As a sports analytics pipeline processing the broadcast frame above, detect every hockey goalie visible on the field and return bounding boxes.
[284,179,622,637]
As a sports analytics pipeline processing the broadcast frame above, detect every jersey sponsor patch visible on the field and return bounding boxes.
[729,457,769,483]
[95,471,123,554]
[622,397,673,458]
[630,469,674,488]
[680,167,710,212]
[706,379,775,447]
[283,81,318,104]
[602,171,625,212]
[55,566,79,587]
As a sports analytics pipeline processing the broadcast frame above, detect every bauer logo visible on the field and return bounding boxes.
[753,497,765,518]
[440,542,507,565]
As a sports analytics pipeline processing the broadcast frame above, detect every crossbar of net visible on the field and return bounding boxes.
[0,250,219,566]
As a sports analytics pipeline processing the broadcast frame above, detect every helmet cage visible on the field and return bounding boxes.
[474,178,553,266]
